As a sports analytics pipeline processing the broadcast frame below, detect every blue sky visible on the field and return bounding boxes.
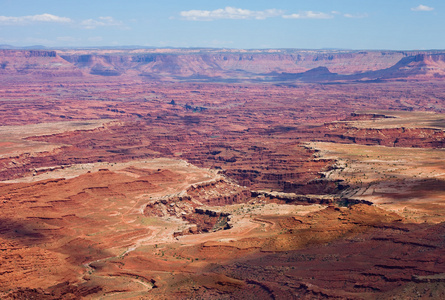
[0,0,443,49]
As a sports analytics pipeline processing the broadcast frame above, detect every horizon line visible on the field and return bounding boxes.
[1,44,445,52]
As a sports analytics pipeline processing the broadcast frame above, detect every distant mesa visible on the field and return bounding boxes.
[303,66,332,75]
[273,53,445,82]
[0,48,444,82]
[276,66,337,82]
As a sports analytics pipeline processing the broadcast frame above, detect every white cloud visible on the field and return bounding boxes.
[80,16,123,29]
[411,5,434,12]
[179,7,370,21]
[0,14,128,31]
[343,13,368,19]
[282,11,333,19]
[0,13,72,25]
[179,7,284,21]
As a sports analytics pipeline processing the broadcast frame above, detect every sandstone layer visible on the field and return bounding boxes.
[2,49,445,82]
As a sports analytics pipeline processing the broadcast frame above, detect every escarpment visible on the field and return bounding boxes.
[3,49,445,81]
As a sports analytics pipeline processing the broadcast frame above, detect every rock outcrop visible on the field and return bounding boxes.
[2,49,445,82]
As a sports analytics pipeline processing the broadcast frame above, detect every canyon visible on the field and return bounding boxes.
[0,48,444,299]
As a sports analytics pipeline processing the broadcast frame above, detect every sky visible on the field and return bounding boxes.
[0,0,444,50]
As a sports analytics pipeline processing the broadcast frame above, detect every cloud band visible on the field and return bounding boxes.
[0,13,72,25]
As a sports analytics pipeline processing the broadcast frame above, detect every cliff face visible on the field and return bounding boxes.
[409,53,445,76]
[0,50,57,58]
[60,50,407,77]
[0,50,83,78]
[363,53,445,79]
[1,49,445,81]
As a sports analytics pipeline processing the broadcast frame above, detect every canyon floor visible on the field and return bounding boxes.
[0,49,445,299]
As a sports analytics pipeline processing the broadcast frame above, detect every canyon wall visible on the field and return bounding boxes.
[2,48,445,81]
